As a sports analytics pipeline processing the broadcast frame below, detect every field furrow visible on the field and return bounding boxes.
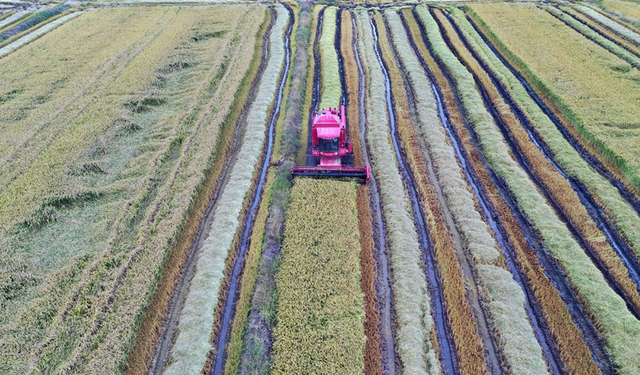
[163,6,289,374]
[435,6,640,321]
[355,8,440,374]
[421,5,640,374]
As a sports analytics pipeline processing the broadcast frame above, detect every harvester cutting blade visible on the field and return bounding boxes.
[291,165,370,182]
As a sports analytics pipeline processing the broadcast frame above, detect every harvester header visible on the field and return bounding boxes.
[292,105,370,182]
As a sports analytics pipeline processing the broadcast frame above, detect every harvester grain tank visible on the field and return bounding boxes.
[292,105,370,181]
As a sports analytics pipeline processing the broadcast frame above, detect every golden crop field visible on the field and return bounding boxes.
[0,4,264,373]
[5,1,640,374]
[272,179,365,374]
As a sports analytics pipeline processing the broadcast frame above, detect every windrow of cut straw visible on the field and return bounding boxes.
[164,6,289,374]
[377,11,489,375]
[401,8,601,374]
[355,8,439,375]
[388,9,547,375]
[418,5,640,374]
[454,6,640,271]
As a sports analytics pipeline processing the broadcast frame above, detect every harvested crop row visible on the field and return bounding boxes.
[599,0,640,31]
[340,11,383,375]
[544,6,640,70]
[418,6,640,374]
[0,10,83,58]
[271,179,365,374]
[401,8,601,374]
[560,5,640,58]
[436,7,640,318]
[318,6,340,110]
[222,4,301,373]
[0,11,28,32]
[573,4,640,46]
[456,6,640,271]
[389,9,547,375]
[128,9,271,373]
[0,4,70,46]
[164,6,289,374]
[355,8,439,375]
[467,2,640,202]
[236,4,312,373]
[48,8,267,374]
[377,11,490,375]
[296,4,324,165]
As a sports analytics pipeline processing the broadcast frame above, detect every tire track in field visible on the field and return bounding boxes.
[441,10,640,319]
[350,11,397,375]
[410,9,615,374]
[145,8,276,375]
[368,15,459,375]
[464,15,640,218]
[207,6,292,374]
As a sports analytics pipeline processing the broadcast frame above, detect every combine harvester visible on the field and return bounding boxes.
[292,105,370,182]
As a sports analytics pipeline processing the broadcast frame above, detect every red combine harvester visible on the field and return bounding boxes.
[292,105,370,182]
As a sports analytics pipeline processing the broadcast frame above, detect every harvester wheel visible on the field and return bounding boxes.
[306,155,319,167]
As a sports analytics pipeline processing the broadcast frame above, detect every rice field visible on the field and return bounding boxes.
[4,0,640,374]
[0,4,266,374]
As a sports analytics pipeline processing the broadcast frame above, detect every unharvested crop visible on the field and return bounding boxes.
[164,6,289,374]
[468,2,640,197]
[355,8,439,375]
[318,6,341,110]
[419,6,640,373]
[271,179,365,374]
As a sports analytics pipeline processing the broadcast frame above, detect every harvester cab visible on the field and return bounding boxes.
[292,105,370,182]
